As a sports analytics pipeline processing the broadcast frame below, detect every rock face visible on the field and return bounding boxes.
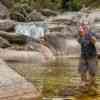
[0,0,13,8]
[0,59,40,100]
[0,20,15,31]
[0,2,9,19]
[0,36,11,48]
[28,10,45,21]
[39,9,58,17]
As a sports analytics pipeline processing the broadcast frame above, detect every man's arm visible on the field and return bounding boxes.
[91,36,96,44]
[89,32,96,44]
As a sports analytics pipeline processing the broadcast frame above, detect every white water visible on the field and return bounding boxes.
[15,22,48,39]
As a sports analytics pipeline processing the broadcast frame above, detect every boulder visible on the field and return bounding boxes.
[62,25,78,38]
[0,49,45,64]
[39,9,58,17]
[88,11,100,24]
[44,34,66,54]
[0,2,9,19]
[0,36,11,48]
[65,39,80,55]
[0,48,55,64]
[27,10,45,21]
[44,34,80,55]
[0,19,15,31]
[0,31,27,44]
[0,0,13,8]
[0,59,40,100]
[48,13,79,25]
[47,14,79,38]
[48,24,65,32]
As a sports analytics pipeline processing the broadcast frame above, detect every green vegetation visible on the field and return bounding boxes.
[9,0,100,12]
[7,0,100,21]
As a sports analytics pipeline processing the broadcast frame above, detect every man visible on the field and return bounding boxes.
[78,22,97,89]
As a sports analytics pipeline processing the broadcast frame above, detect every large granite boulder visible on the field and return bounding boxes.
[0,48,55,64]
[0,59,40,100]
[64,39,80,55]
[44,34,80,55]
[0,2,9,19]
[0,20,15,32]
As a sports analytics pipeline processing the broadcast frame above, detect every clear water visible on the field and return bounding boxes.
[8,58,100,100]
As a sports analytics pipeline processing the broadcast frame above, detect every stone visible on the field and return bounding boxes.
[44,34,80,55]
[0,36,11,48]
[0,59,40,100]
[0,19,15,31]
[0,0,13,8]
[0,2,9,19]
[0,49,45,64]
[0,31,27,44]
[27,10,45,21]
[0,48,55,64]
[39,9,58,17]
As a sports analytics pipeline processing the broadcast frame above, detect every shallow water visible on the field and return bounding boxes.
[8,58,100,100]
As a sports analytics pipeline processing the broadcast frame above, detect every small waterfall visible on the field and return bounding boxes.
[15,22,48,40]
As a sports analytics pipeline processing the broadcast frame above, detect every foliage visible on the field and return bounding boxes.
[9,0,63,21]
[8,0,100,21]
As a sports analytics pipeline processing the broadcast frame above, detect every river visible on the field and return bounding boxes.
[8,57,100,100]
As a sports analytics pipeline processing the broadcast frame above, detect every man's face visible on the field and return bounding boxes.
[82,24,89,34]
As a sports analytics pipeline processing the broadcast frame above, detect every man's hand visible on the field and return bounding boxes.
[79,31,86,37]
[91,36,96,44]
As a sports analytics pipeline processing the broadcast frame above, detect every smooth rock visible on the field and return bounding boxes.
[39,9,58,17]
[0,59,40,100]
[0,19,15,31]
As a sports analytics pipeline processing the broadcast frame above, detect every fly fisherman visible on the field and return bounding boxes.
[78,21,97,90]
